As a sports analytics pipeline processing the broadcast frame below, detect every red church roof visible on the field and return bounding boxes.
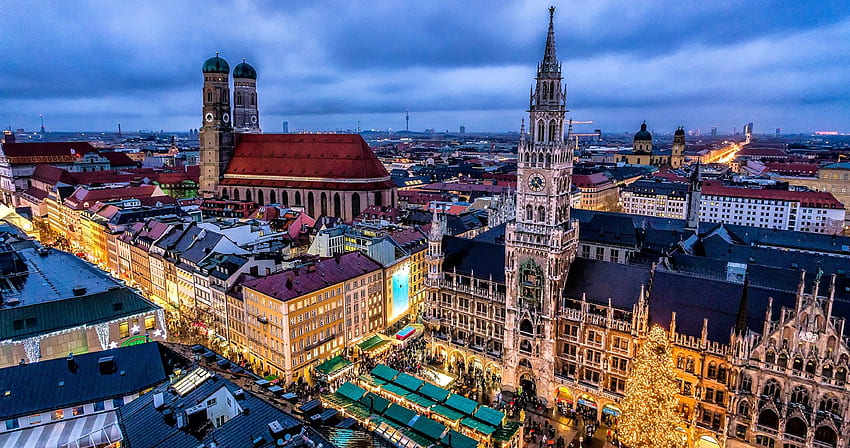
[221,134,393,191]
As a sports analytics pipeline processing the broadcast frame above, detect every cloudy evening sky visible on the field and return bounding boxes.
[1,0,848,134]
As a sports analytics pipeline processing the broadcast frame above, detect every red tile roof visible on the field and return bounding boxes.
[63,185,163,210]
[0,142,97,159]
[31,164,75,186]
[572,172,612,188]
[99,151,137,167]
[243,252,382,302]
[763,162,819,176]
[221,134,393,191]
[702,185,844,209]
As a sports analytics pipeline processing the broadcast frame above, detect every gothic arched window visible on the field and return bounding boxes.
[537,120,545,142]
[251,93,256,106]
[294,191,302,206]
[237,93,243,106]
[762,379,781,399]
[519,319,533,335]
[257,189,264,205]
[269,190,276,204]
[245,189,253,203]
[321,192,328,216]
[520,339,532,353]
[526,205,533,221]
[333,193,342,217]
[765,351,776,364]
[233,189,240,201]
[740,375,752,392]
[790,386,810,407]
[518,260,544,312]
[549,120,557,142]
[737,400,749,418]
[207,91,212,103]
[819,394,841,415]
[308,191,316,217]
[537,206,546,222]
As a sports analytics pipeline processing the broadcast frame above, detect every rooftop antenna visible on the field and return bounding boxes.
[39,114,45,135]
[356,121,361,134]
[405,110,409,132]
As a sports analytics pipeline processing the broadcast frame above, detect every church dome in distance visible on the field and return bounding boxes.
[634,121,652,141]
[203,54,230,74]
[233,60,257,79]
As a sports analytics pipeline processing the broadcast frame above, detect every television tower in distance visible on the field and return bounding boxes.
[39,114,45,135]
[405,110,409,131]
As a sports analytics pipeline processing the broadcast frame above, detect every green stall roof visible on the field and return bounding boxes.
[419,382,451,402]
[440,430,479,448]
[493,421,524,442]
[315,355,352,376]
[393,372,425,392]
[444,393,479,414]
[384,403,417,426]
[431,405,465,422]
[411,415,447,441]
[336,382,367,401]
[405,394,436,410]
[359,392,390,414]
[381,383,410,398]
[460,417,496,436]
[370,364,400,382]
[473,406,506,427]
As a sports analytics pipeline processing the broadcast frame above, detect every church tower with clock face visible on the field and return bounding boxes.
[502,6,579,399]
[199,53,235,198]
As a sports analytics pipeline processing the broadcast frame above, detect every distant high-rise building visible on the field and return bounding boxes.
[775,128,781,137]
[282,121,289,133]
[744,122,754,144]
[459,125,466,134]
[711,126,717,137]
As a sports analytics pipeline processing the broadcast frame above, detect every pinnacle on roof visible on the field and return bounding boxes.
[539,6,560,75]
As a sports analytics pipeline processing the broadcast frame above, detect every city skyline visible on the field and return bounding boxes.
[1,0,849,134]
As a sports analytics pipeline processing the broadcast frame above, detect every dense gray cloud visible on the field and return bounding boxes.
[0,0,848,133]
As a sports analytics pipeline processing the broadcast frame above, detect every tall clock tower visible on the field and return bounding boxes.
[199,53,234,198]
[502,6,578,399]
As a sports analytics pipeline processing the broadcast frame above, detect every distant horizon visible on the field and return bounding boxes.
[6,128,844,138]
[2,2,848,136]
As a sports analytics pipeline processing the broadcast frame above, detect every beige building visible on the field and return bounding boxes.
[241,252,383,382]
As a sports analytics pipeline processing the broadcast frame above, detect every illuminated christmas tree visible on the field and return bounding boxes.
[618,324,683,448]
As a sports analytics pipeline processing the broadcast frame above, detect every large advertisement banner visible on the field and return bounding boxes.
[390,264,410,323]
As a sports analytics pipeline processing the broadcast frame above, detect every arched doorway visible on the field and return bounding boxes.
[519,373,536,399]
[601,403,621,426]
[696,435,720,448]
[555,386,573,416]
[577,394,598,421]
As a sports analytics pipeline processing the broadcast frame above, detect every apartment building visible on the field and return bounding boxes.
[241,252,383,382]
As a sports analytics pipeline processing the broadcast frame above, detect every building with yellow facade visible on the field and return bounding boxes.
[241,252,383,382]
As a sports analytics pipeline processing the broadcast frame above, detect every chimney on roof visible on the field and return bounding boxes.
[67,353,78,373]
[98,356,116,374]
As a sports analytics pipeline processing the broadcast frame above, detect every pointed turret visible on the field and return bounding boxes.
[735,275,749,335]
[540,6,559,75]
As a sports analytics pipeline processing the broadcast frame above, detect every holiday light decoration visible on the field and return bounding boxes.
[618,325,684,448]
[95,323,110,350]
